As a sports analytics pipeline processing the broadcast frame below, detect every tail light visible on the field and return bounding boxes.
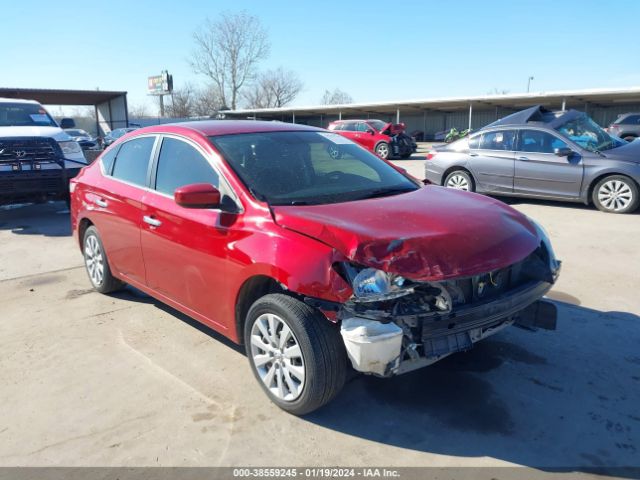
[426,150,437,160]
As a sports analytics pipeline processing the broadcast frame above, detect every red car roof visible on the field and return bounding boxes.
[133,120,322,137]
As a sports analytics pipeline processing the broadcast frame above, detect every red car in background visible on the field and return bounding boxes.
[327,119,416,159]
[70,120,559,415]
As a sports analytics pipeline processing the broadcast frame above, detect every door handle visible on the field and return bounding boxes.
[143,215,162,227]
[469,152,479,157]
[95,198,108,208]
[517,156,530,161]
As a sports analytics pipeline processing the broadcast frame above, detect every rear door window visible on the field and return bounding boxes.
[100,145,120,174]
[479,130,515,150]
[111,136,156,186]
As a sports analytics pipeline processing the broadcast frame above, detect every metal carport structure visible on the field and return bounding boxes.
[0,87,129,136]
[223,87,640,140]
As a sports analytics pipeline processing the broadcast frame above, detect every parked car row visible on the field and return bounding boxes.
[426,105,640,214]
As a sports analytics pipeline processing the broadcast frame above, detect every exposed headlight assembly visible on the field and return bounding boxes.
[349,267,413,303]
[527,217,561,278]
[58,141,82,156]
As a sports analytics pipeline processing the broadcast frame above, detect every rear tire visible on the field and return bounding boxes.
[400,152,412,159]
[244,294,347,415]
[83,226,124,293]
[592,175,639,214]
[444,170,475,192]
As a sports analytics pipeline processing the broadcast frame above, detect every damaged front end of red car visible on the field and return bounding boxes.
[278,188,561,377]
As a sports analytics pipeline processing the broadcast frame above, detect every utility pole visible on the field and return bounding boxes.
[527,76,535,93]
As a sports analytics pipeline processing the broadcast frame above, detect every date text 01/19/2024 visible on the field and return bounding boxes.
[232,468,401,478]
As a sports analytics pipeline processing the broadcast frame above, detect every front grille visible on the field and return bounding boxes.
[0,137,61,163]
[0,171,65,194]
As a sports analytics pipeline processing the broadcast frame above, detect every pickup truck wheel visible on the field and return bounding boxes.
[592,175,639,214]
[245,294,347,415]
[400,152,412,159]
[375,142,390,159]
[83,226,124,293]
[444,170,475,192]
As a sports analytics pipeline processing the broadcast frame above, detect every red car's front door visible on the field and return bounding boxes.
[353,121,376,151]
[139,136,234,333]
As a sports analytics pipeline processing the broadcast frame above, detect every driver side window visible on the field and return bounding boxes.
[154,137,219,196]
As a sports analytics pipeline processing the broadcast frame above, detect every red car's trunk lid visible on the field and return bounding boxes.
[272,187,540,281]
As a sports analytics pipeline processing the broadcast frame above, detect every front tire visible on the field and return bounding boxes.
[444,170,475,192]
[592,175,639,214]
[83,226,124,293]
[245,294,347,415]
[375,142,390,159]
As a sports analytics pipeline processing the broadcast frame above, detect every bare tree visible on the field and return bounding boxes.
[128,102,152,118]
[166,85,196,117]
[190,11,270,110]
[193,85,225,117]
[320,88,353,105]
[243,67,304,108]
[487,87,510,95]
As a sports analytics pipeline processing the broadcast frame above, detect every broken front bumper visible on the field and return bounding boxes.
[338,279,557,377]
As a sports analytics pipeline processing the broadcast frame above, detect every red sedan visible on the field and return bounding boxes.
[70,121,560,415]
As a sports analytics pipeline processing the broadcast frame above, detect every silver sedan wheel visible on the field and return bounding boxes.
[84,235,104,287]
[598,179,633,212]
[250,313,305,402]
[376,143,389,159]
[446,173,470,191]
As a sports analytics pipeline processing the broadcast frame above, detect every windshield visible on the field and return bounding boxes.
[368,120,387,131]
[556,115,625,152]
[210,131,418,206]
[0,103,56,127]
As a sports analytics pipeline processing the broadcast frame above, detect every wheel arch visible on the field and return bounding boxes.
[441,166,475,187]
[586,172,640,205]
[77,217,94,251]
[234,275,288,346]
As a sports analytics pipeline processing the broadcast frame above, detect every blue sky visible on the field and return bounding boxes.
[2,0,639,113]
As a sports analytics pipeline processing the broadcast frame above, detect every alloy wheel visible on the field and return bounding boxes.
[376,144,389,159]
[446,174,470,191]
[598,179,633,212]
[84,234,104,287]
[250,313,305,401]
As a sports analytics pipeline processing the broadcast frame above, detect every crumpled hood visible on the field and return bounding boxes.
[605,138,640,163]
[272,187,540,281]
[0,126,70,141]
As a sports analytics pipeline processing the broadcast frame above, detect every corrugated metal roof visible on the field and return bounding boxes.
[0,88,127,105]
[224,86,640,116]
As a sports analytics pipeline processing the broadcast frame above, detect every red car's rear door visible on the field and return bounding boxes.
[139,136,234,332]
[91,135,158,285]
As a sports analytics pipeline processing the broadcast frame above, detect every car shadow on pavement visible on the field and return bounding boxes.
[0,201,71,237]
[113,285,245,355]
[305,301,640,477]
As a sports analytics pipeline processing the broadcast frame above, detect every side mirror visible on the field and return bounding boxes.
[554,147,573,157]
[368,129,375,135]
[60,118,76,129]
[174,183,221,209]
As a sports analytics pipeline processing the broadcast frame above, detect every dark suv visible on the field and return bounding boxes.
[607,113,640,142]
